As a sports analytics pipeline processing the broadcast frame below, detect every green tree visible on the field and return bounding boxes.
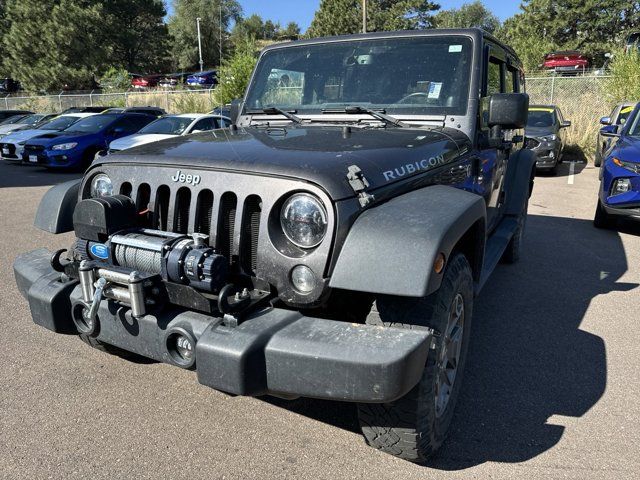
[102,0,170,73]
[281,22,301,39]
[497,0,640,71]
[307,0,439,38]
[2,0,106,91]
[232,14,265,40]
[605,49,640,103]
[433,1,500,33]
[168,0,242,70]
[214,38,257,104]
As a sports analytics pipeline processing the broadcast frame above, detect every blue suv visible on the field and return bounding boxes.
[595,103,640,228]
[22,113,155,170]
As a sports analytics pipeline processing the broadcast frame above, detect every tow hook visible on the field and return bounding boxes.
[72,277,107,337]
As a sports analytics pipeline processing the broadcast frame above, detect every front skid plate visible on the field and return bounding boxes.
[14,248,432,403]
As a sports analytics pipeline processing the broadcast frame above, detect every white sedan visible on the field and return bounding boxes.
[108,114,232,152]
[0,113,98,162]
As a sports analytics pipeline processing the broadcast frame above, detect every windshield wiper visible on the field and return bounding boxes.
[249,107,304,124]
[323,106,411,128]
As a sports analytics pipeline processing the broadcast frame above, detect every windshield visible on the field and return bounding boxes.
[139,116,196,135]
[527,110,555,128]
[16,114,45,125]
[38,115,84,131]
[245,36,473,117]
[0,115,28,125]
[64,114,117,133]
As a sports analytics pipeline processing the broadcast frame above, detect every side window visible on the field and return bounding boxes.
[111,118,136,132]
[192,117,216,132]
[505,67,517,93]
[129,116,154,131]
[487,58,502,96]
[217,118,232,128]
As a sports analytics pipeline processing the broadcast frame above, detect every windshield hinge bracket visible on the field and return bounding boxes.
[347,165,374,208]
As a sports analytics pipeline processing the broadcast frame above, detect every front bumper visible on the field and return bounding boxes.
[22,149,79,168]
[14,249,432,403]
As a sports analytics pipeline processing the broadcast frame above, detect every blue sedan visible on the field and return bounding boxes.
[22,113,155,170]
[595,104,640,228]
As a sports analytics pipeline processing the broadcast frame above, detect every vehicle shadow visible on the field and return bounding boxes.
[537,158,587,178]
[266,214,639,468]
[0,161,82,188]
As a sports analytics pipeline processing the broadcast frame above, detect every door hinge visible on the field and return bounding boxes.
[347,165,375,207]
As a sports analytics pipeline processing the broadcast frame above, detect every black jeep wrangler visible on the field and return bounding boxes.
[14,29,535,463]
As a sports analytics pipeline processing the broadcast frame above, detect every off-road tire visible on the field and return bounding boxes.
[502,199,528,264]
[593,200,614,229]
[594,150,602,168]
[357,253,474,463]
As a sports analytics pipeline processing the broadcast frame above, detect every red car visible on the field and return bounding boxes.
[131,75,161,89]
[542,51,589,75]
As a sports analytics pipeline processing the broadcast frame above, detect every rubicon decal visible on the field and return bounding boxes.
[383,155,447,181]
[171,170,201,186]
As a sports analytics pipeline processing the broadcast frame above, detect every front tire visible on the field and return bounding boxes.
[357,253,474,463]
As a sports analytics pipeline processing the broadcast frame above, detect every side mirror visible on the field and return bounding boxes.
[230,98,242,125]
[600,116,612,125]
[488,93,529,129]
[191,129,204,134]
[561,120,572,128]
[600,125,619,137]
[110,127,126,135]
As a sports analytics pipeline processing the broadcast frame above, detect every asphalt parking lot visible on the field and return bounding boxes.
[1,161,638,480]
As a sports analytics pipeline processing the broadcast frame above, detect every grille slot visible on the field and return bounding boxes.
[174,187,191,234]
[217,193,237,259]
[155,185,171,231]
[136,183,151,211]
[240,195,262,275]
[120,182,132,197]
[195,189,214,234]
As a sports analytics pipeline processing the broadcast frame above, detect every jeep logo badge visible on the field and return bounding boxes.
[171,170,201,186]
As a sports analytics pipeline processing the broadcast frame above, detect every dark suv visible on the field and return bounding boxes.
[14,29,535,463]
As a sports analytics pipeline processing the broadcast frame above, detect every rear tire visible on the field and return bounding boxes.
[593,200,614,229]
[357,253,474,463]
[594,150,602,167]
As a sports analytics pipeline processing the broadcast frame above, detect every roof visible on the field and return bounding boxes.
[262,28,519,59]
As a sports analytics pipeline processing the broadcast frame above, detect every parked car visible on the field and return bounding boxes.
[525,105,571,174]
[14,29,536,463]
[542,51,589,75]
[131,75,160,89]
[186,70,217,87]
[61,106,117,114]
[0,78,21,93]
[122,106,166,117]
[209,106,231,118]
[108,114,232,152]
[0,114,58,138]
[594,103,640,228]
[625,32,640,53]
[595,102,636,167]
[0,113,98,162]
[21,113,156,169]
[0,110,33,123]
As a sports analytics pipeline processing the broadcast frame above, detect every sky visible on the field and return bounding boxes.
[232,0,523,30]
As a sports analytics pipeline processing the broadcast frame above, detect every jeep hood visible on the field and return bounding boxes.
[97,125,470,200]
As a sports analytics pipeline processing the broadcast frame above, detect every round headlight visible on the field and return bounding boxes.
[90,174,113,198]
[280,193,328,248]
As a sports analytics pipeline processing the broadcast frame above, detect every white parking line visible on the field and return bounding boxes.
[568,161,576,185]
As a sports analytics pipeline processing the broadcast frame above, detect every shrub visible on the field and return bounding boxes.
[604,49,640,104]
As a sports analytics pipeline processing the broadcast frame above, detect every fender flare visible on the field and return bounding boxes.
[504,148,536,215]
[329,185,486,298]
[34,179,81,234]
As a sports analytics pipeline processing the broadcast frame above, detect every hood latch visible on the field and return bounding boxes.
[347,165,374,208]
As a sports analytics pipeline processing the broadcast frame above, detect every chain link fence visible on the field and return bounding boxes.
[525,75,613,160]
[3,75,615,160]
[1,88,220,114]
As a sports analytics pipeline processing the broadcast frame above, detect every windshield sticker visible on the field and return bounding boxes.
[529,107,554,112]
[449,45,463,53]
[428,82,443,99]
[621,106,634,114]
